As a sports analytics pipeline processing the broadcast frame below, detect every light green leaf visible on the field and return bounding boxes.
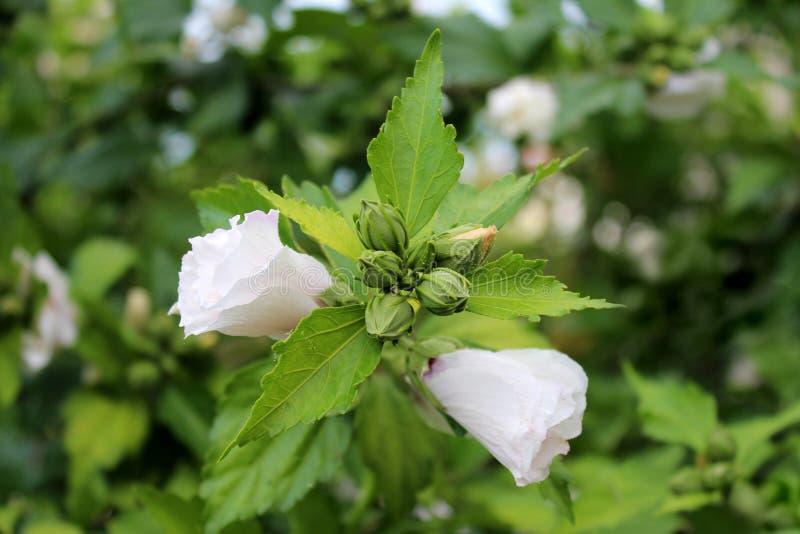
[232,305,380,447]
[62,392,149,475]
[729,400,800,475]
[434,150,587,232]
[0,330,21,407]
[70,238,137,301]
[191,178,272,232]
[254,183,363,260]
[201,418,351,534]
[466,253,619,321]
[624,364,717,452]
[21,520,83,534]
[355,374,442,517]
[418,314,550,351]
[658,491,722,514]
[367,30,463,236]
[137,487,203,534]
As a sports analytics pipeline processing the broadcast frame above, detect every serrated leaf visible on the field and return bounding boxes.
[435,150,586,232]
[355,374,442,518]
[466,252,619,321]
[190,178,272,232]
[624,363,717,452]
[231,305,380,447]
[367,29,463,236]
[201,418,350,534]
[254,183,363,260]
[137,487,203,534]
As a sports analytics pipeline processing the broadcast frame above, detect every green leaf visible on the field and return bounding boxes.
[62,392,149,475]
[20,520,83,534]
[538,460,574,524]
[624,363,717,452]
[658,491,722,514]
[287,489,342,534]
[137,487,203,534]
[70,238,137,301]
[254,183,363,260]
[231,305,380,447]
[201,418,351,534]
[191,178,273,232]
[367,29,464,236]
[434,150,587,231]
[355,374,442,518]
[729,400,800,476]
[156,385,214,459]
[466,252,619,321]
[0,331,21,407]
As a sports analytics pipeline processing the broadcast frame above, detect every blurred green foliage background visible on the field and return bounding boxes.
[2,0,799,532]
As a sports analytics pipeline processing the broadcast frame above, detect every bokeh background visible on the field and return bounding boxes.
[2,0,799,532]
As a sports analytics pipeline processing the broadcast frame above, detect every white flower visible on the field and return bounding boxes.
[424,348,587,486]
[410,0,512,29]
[459,134,519,188]
[181,0,267,63]
[486,77,559,142]
[12,248,78,372]
[171,210,332,338]
[646,69,726,120]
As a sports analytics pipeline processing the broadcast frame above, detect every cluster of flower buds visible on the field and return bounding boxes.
[356,200,497,341]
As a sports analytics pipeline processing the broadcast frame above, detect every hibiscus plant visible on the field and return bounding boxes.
[170,30,617,530]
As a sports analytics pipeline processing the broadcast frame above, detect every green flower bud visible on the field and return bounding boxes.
[668,46,696,71]
[432,225,497,274]
[634,11,676,41]
[356,200,408,254]
[413,336,464,359]
[358,250,404,289]
[416,268,471,316]
[406,238,435,273]
[669,467,704,494]
[702,462,735,490]
[707,426,736,461]
[365,293,419,340]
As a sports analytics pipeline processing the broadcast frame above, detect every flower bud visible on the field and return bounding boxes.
[358,250,404,289]
[416,268,470,315]
[707,426,736,461]
[406,239,435,273]
[365,293,419,341]
[356,200,408,254]
[414,336,464,359]
[702,462,734,489]
[669,467,704,494]
[432,225,497,273]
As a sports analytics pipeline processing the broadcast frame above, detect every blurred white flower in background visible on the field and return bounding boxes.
[560,0,588,27]
[459,134,519,188]
[681,154,719,201]
[410,0,511,29]
[486,77,559,142]
[623,218,664,280]
[753,36,795,129]
[160,129,196,167]
[273,0,350,29]
[12,249,78,372]
[182,0,267,63]
[646,70,726,120]
[592,202,631,252]
[506,174,586,244]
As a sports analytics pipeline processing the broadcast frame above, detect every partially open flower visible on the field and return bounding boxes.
[424,348,587,486]
[170,210,331,338]
[432,225,497,273]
